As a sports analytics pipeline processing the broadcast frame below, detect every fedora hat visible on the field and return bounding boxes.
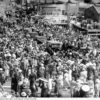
[21,92,27,97]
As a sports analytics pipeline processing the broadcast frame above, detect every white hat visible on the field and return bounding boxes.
[40,63,44,67]
[95,79,100,84]
[81,85,90,92]
[6,53,11,57]
[12,54,16,58]
[80,64,84,67]
[19,69,22,73]
[21,92,27,97]
[86,62,93,67]
[23,78,29,84]
[67,60,74,65]
[18,81,23,86]
[0,68,3,71]
[6,94,12,99]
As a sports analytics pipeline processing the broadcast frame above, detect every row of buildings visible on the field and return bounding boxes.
[37,0,100,23]
[85,4,100,22]
[0,0,100,24]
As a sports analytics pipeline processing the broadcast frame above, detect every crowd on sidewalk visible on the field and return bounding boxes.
[0,9,100,97]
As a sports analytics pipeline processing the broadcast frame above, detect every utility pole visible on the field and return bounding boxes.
[26,0,28,14]
[37,0,40,14]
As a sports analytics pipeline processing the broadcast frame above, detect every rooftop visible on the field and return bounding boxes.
[33,0,78,3]
[94,6,100,14]
[79,2,92,8]
[92,0,100,4]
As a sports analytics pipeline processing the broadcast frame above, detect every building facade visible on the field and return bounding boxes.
[39,3,68,24]
[39,2,78,24]
[84,5,100,22]
[78,2,92,16]
[92,0,100,4]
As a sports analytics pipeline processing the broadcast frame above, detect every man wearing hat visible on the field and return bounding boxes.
[21,92,27,97]
[79,84,90,97]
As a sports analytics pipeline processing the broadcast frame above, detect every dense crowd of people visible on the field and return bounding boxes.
[70,16,100,29]
[0,9,100,98]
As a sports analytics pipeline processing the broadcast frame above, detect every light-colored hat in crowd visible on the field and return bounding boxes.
[7,53,11,57]
[23,78,29,84]
[80,63,84,67]
[81,85,90,92]
[86,62,93,67]
[67,60,74,65]
[18,81,23,86]
[95,79,100,84]
[21,92,27,97]
[0,68,3,71]
[12,54,16,59]
[40,63,44,67]
[18,69,22,73]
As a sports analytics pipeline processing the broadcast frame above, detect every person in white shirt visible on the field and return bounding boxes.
[80,66,87,83]
[58,72,64,87]
[64,70,71,87]
[48,75,53,95]
[94,78,100,97]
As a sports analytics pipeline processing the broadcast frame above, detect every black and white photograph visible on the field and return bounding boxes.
[0,0,100,99]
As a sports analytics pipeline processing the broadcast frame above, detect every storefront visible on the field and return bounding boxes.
[38,0,78,24]
[39,3,68,24]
